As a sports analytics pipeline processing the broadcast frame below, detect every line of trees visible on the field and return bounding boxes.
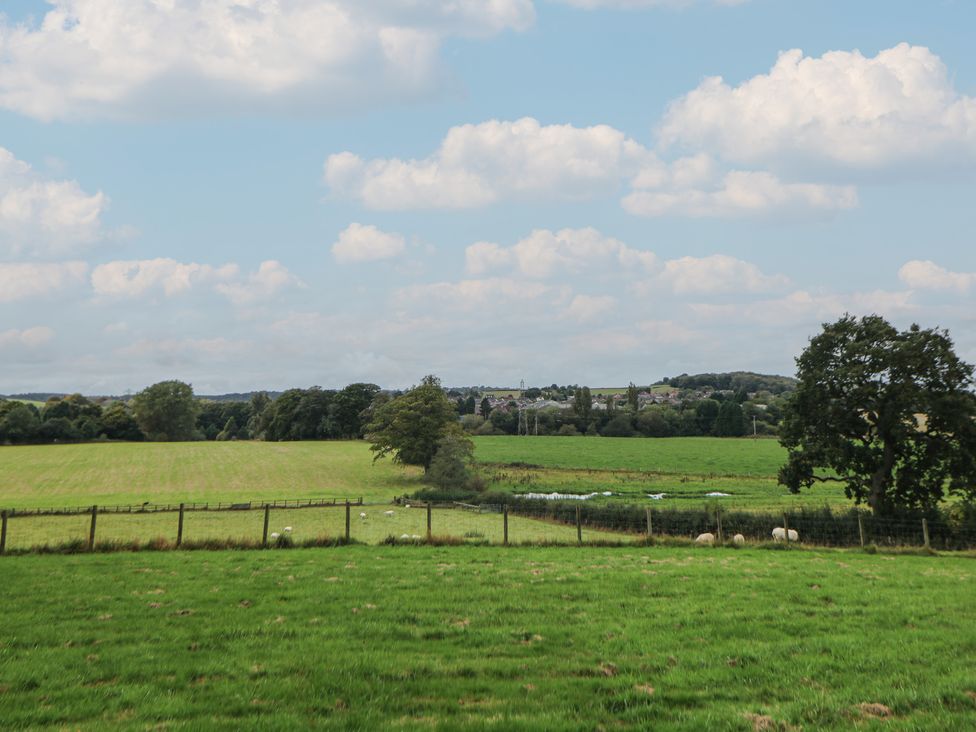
[0,381,380,445]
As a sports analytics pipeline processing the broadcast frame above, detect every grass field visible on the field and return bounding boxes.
[0,441,421,509]
[1,436,848,515]
[1,545,974,729]
[473,436,850,511]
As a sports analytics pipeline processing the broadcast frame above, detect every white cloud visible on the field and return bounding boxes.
[0,326,55,349]
[0,0,535,121]
[691,289,916,327]
[91,258,238,297]
[216,260,303,304]
[0,261,88,302]
[555,0,748,7]
[0,147,108,257]
[898,260,976,293]
[623,169,857,217]
[661,255,790,294]
[325,117,652,209]
[394,277,555,311]
[659,43,976,170]
[466,227,657,278]
[331,223,406,263]
[565,294,617,322]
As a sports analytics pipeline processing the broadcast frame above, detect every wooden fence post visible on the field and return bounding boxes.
[344,500,350,543]
[503,504,509,546]
[88,505,98,551]
[716,506,723,544]
[646,507,652,541]
[0,510,7,555]
[262,504,270,546]
[426,502,432,542]
[783,514,789,545]
[922,518,931,549]
[858,512,865,548]
[576,505,582,546]
[177,503,185,547]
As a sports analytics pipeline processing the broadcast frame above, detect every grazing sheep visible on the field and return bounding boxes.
[400,534,410,540]
[270,532,280,540]
[405,504,411,509]
[695,532,715,545]
[283,526,292,532]
[384,510,395,517]
[359,512,367,520]
[733,533,745,546]
[772,527,799,542]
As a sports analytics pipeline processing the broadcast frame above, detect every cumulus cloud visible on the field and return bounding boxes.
[465,227,657,278]
[565,294,617,322]
[0,0,535,121]
[0,261,88,302]
[331,223,406,263]
[691,289,916,327]
[661,255,790,294]
[659,43,976,171]
[90,258,238,297]
[0,325,55,349]
[0,148,108,257]
[623,169,857,217]
[556,0,748,7]
[216,260,303,304]
[464,227,786,295]
[325,117,652,209]
[898,260,976,293]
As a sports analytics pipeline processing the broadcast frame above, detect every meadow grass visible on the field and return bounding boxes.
[473,436,851,511]
[1,505,634,551]
[0,441,421,509]
[1,545,974,729]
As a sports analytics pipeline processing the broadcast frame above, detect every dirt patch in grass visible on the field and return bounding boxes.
[856,703,893,719]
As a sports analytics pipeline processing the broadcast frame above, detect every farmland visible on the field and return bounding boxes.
[2,545,975,729]
[0,436,846,518]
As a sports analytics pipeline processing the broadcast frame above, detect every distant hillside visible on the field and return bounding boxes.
[657,371,797,395]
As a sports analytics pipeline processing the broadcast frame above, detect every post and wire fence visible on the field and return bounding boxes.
[0,497,974,554]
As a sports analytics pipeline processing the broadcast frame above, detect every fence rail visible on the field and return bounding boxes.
[1,497,974,555]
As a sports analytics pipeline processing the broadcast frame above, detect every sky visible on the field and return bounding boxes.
[1,0,975,394]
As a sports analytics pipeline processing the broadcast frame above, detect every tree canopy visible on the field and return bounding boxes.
[778,315,976,515]
[131,380,201,441]
[365,375,461,472]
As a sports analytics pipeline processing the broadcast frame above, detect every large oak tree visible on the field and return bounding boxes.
[779,315,976,515]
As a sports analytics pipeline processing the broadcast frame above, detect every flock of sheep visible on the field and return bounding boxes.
[695,527,798,545]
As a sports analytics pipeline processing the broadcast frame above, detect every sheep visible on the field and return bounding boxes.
[732,533,745,546]
[400,534,410,540]
[695,532,715,545]
[359,512,367,520]
[404,504,411,509]
[283,526,292,532]
[771,527,799,542]
[270,532,280,540]
[384,510,395,517]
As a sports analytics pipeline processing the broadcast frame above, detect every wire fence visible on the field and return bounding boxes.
[1,497,974,554]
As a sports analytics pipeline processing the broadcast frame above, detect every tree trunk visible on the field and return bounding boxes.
[868,439,897,515]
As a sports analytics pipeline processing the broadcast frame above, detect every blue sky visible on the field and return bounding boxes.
[1,0,974,393]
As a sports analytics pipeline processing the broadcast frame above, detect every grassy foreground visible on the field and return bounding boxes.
[1,545,974,730]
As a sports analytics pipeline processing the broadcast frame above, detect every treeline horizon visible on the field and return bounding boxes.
[0,371,792,445]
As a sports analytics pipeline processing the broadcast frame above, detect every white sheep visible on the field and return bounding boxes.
[283,526,292,532]
[384,510,395,517]
[732,533,745,546]
[400,534,410,539]
[405,504,411,509]
[270,532,280,539]
[359,512,367,520]
[772,527,799,542]
[695,532,715,545]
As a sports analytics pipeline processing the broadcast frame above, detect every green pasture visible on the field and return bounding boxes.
[472,436,845,511]
[0,441,420,509]
[1,545,974,729]
[0,505,633,551]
